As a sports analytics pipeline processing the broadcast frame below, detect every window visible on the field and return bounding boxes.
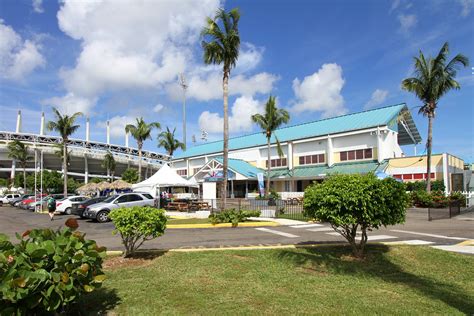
[393,173,435,181]
[142,193,154,200]
[116,195,129,203]
[265,158,287,168]
[298,154,325,165]
[339,148,373,161]
[176,169,187,176]
[402,174,413,180]
[128,194,143,202]
[413,173,424,180]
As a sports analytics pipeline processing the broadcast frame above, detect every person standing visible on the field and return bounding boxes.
[47,196,56,221]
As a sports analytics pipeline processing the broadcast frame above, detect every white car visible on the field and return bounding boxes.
[0,194,21,206]
[56,196,89,214]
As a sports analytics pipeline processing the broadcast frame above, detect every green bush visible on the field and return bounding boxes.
[209,209,261,227]
[121,168,139,184]
[430,190,449,208]
[405,180,445,192]
[449,192,466,207]
[410,190,433,207]
[109,206,167,257]
[303,173,408,258]
[0,220,106,314]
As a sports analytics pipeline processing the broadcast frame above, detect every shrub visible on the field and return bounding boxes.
[430,190,449,208]
[109,206,167,257]
[209,209,261,227]
[121,168,139,184]
[0,220,106,314]
[405,180,445,192]
[303,173,408,258]
[410,190,433,207]
[449,192,466,207]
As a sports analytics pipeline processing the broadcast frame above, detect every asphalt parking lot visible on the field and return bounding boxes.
[0,206,473,252]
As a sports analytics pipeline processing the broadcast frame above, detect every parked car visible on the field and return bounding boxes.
[71,196,108,218]
[83,192,156,223]
[0,193,22,206]
[56,196,89,214]
[9,194,33,207]
[19,195,47,209]
[27,194,65,211]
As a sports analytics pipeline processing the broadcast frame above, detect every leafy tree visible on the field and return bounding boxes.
[101,151,116,182]
[47,107,83,197]
[304,174,408,258]
[125,118,161,181]
[89,177,102,184]
[202,8,240,207]
[42,170,63,193]
[109,206,167,257]
[402,42,468,192]
[0,178,8,187]
[7,140,32,193]
[121,168,139,184]
[158,127,185,156]
[252,96,290,196]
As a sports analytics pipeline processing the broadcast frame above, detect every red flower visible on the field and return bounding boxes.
[65,218,79,229]
[22,230,31,238]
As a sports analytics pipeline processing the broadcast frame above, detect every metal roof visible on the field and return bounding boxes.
[214,158,263,179]
[175,103,421,159]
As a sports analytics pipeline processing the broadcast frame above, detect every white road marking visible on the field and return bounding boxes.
[326,232,343,237]
[432,245,474,255]
[383,239,435,245]
[307,227,334,232]
[289,223,324,228]
[355,235,397,241]
[255,228,299,238]
[390,229,469,241]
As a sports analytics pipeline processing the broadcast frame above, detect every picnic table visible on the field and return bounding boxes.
[189,201,210,211]
[166,201,189,212]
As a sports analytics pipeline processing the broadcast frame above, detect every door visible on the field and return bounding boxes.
[127,194,144,207]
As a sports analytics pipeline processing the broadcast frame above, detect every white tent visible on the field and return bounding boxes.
[132,164,198,197]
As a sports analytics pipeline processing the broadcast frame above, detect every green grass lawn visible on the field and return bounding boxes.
[167,217,211,225]
[73,245,474,315]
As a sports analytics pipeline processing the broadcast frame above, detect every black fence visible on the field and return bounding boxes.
[428,200,467,221]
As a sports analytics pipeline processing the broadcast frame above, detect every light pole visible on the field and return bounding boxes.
[179,73,188,150]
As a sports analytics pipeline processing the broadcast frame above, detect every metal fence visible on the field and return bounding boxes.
[428,200,468,221]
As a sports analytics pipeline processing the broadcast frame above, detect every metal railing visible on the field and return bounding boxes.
[428,200,468,221]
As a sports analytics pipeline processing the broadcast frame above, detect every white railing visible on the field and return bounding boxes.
[459,191,473,208]
[278,192,305,200]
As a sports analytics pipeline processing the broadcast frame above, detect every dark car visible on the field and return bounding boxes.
[71,197,107,218]
[10,194,34,207]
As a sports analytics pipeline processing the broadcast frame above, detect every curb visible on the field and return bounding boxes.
[167,221,280,229]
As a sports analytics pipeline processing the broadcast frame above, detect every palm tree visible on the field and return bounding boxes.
[252,96,290,197]
[47,107,83,196]
[158,127,186,156]
[125,117,161,181]
[102,151,116,182]
[402,42,468,192]
[7,140,31,193]
[202,8,240,205]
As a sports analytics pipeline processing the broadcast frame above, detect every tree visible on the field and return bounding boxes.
[125,118,161,181]
[158,127,185,156]
[202,8,240,207]
[7,140,32,193]
[121,168,139,184]
[252,96,290,197]
[402,42,468,193]
[102,151,116,182]
[47,107,83,197]
[303,174,408,258]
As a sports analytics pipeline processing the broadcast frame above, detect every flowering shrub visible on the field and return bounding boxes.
[209,209,261,227]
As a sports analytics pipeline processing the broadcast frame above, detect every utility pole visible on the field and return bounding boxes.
[179,73,188,150]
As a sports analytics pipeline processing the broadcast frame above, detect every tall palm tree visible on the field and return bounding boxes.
[158,127,186,156]
[402,42,468,192]
[102,151,116,182]
[202,8,240,205]
[7,140,31,193]
[252,96,290,197]
[47,107,82,196]
[125,117,161,181]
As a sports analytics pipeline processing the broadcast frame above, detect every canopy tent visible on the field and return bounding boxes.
[132,164,198,197]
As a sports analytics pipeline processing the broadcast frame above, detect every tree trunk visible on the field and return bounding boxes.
[23,167,26,194]
[63,141,68,197]
[138,141,143,182]
[426,110,434,193]
[222,69,229,209]
[266,136,271,197]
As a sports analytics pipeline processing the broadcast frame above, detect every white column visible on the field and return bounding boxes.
[106,120,110,144]
[84,155,89,184]
[376,128,383,163]
[10,160,16,181]
[288,141,293,170]
[326,136,333,167]
[40,112,45,135]
[86,117,90,142]
[15,110,22,133]
[442,153,449,194]
[186,159,190,176]
[125,131,129,147]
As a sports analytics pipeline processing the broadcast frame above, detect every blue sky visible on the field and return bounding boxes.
[0,0,472,161]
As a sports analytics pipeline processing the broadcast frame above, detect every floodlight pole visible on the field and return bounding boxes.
[179,73,188,151]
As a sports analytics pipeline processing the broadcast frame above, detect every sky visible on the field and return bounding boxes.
[0,0,473,161]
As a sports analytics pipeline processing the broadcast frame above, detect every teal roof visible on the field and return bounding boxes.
[175,103,421,159]
[215,158,263,179]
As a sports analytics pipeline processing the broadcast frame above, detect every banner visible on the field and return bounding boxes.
[257,173,265,197]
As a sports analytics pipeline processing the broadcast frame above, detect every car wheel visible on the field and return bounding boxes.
[96,210,109,223]
[65,207,72,215]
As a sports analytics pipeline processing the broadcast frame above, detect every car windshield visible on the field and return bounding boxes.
[103,195,118,203]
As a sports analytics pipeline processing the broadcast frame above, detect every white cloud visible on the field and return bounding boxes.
[198,96,264,134]
[41,93,96,115]
[398,14,417,34]
[291,63,347,118]
[234,42,264,74]
[32,0,44,13]
[389,0,401,13]
[153,104,164,113]
[459,0,474,16]
[364,89,389,110]
[0,20,45,81]
[97,115,136,138]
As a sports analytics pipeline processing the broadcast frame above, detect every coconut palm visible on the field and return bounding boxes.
[158,127,185,156]
[7,140,31,193]
[202,8,240,205]
[252,96,290,197]
[125,118,161,181]
[102,151,116,182]
[402,42,468,192]
[47,107,83,196]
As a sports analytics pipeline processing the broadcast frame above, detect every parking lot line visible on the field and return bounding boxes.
[390,229,469,241]
[289,223,324,229]
[306,227,334,232]
[255,228,299,238]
